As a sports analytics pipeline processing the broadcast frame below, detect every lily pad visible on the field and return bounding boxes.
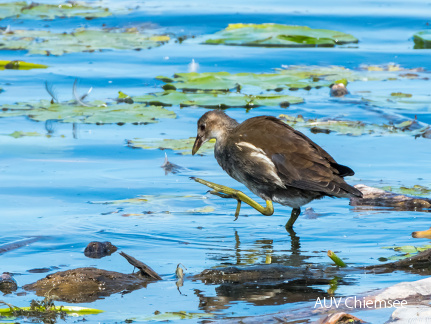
[0,60,47,70]
[156,65,419,93]
[381,245,431,260]
[203,23,358,47]
[0,27,170,55]
[127,137,215,155]
[279,114,431,138]
[413,31,431,49]
[362,93,431,112]
[0,100,176,124]
[156,71,329,92]
[0,1,111,20]
[134,90,303,108]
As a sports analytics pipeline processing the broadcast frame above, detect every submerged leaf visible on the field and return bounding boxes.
[203,23,358,47]
[0,28,170,55]
[0,1,111,20]
[127,137,215,155]
[186,206,215,213]
[91,194,204,205]
[140,311,214,321]
[0,60,48,70]
[0,100,176,124]
[413,31,431,49]
[134,90,303,108]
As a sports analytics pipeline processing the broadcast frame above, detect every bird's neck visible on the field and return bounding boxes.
[212,116,239,145]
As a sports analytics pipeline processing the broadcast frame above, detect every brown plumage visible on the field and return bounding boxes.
[192,110,362,221]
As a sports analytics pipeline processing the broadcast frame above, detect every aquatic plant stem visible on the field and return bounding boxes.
[192,177,274,219]
[328,250,347,267]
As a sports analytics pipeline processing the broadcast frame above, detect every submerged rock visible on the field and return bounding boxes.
[350,184,431,210]
[0,272,18,294]
[330,83,349,97]
[23,267,150,303]
[84,241,117,259]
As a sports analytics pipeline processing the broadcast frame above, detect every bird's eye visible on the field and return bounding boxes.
[200,124,206,131]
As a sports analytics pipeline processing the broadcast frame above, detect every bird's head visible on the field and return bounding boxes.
[192,110,238,155]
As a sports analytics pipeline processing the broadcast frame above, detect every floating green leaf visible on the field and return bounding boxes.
[0,1,111,20]
[7,131,44,138]
[127,137,215,155]
[279,114,431,138]
[0,305,103,316]
[0,100,176,124]
[381,245,431,260]
[0,60,48,70]
[203,23,358,47]
[156,71,327,91]
[381,185,431,197]
[391,92,412,98]
[362,93,431,112]
[0,28,170,55]
[156,65,418,93]
[413,31,431,49]
[134,90,303,108]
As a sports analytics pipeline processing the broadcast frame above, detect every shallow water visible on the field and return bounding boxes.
[1,0,431,323]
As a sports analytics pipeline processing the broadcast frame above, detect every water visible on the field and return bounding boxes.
[1,0,431,323]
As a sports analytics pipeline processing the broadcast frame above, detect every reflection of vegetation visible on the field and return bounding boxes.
[138,311,213,321]
[0,1,112,19]
[134,90,303,108]
[279,114,431,138]
[413,31,431,49]
[0,100,176,124]
[0,28,170,55]
[0,297,103,323]
[203,23,358,47]
[127,137,215,155]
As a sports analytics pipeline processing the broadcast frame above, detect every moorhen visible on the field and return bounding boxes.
[192,110,363,228]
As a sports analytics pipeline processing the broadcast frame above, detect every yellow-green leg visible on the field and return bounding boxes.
[286,207,301,229]
[192,177,274,220]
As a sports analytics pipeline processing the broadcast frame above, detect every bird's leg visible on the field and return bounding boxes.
[286,207,301,229]
[192,177,274,219]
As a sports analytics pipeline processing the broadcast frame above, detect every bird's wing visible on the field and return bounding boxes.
[232,116,361,197]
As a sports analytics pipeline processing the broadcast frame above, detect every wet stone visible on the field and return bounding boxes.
[23,267,150,303]
[84,241,117,259]
[0,272,18,294]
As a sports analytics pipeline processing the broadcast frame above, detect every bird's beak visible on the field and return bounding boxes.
[192,135,203,155]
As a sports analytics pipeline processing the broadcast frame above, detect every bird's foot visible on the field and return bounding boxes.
[192,177,274,220]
